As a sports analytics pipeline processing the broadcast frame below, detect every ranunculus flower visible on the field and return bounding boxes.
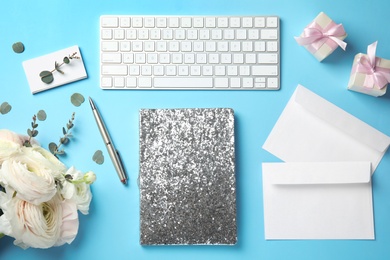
[60,167,94,215]
[0,129,30,146]
[0,145,67,205]
[0,130,22,164]
[0,192,79,249]
[0,128,94,249]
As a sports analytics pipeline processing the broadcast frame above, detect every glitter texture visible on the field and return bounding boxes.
[139,108,237,245]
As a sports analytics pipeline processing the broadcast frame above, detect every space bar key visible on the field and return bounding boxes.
[154,77,213,88]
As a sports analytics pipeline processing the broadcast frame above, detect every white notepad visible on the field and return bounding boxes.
[23,45,87,94]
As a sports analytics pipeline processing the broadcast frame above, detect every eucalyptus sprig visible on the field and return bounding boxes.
[23,110,47,147]
[49,112,75,157]
[49,112,75,156]
[40,52,80,84]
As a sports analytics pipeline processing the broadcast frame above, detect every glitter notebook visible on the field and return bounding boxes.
[139,108,237,245]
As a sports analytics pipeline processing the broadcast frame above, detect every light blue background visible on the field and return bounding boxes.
[1,0,390,259]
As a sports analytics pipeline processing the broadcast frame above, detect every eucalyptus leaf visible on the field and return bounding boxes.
[92,150,104,165]
[0,102,11,115]
[63,57,70,64]
[37,110,47,121]
[40,71,54,84]
[27,129,32,137]
[71,93,85,107]
[12,42,25,54]
[48,142,58,154]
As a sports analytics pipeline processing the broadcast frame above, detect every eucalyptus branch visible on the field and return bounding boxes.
[40,53,80,84]
[23,110,47,147]
[49,112,75,157]
[23,114,38,147]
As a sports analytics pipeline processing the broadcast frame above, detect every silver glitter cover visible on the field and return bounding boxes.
[139,108,236,245]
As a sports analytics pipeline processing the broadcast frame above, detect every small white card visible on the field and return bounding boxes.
[23,45,87,94]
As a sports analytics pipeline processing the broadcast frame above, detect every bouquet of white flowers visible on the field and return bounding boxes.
[0,113,95,249]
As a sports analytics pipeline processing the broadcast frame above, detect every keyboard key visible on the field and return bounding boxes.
[169,17,179,28]
[139,77,152,87]
[102,65,127,75]
[114,77,125,87]
[132,17,143,27]
[126,77,137,87]
[242,17,253,28]
[254,17,265,27]
[120,17,131,28]
[181,17,192,28]
[154,77,213,88]
[156,17,167,27]
[102,53,121,63]
[267,17,278,28]
[267,77,279,89]
[101,77,112,87]
[258,53,278,63]
[261,29,278,39]
[215,78,228,88]
[101,29,113,40]
[252,65,278,76]
[101,17,118,28]
[193,17,204,28]
[205,17,216,28]
[102,41,118,51]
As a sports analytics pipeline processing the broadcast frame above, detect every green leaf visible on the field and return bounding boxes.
[92,150,104,165]
[0,102,11,115]
[0,233,5,239]
[27,129,32,137]
[62,127,67,135]
[71,93,85,107]
[40,71,54,84]
[37,110,47,121]
[12,42,25,54]
[63,57,70,64]
[48,142,57,154]
[60,137,69,144]
[32,130,38,137]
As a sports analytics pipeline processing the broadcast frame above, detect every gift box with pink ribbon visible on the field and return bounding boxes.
[295,12,347,62]
[347,41,390,97]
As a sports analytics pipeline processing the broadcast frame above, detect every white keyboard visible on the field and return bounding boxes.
[100,15,280,90]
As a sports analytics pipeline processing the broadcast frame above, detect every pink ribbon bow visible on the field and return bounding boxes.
[295,21,347,51]
[355,41,390,89]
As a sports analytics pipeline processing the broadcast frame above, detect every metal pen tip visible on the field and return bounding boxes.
[88,97,96,110]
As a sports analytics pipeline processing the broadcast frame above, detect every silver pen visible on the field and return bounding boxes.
[89,97,127,184]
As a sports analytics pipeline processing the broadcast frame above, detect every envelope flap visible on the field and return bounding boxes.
[294,85,390,153]
[265,162,371,185]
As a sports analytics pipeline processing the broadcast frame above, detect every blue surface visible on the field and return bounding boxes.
[1,0,390,259]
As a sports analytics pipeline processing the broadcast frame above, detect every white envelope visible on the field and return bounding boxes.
[262,162,374,239]
[263,85,390,172]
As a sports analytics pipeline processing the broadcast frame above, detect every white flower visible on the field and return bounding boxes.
[0,145,67,205]
[0,128,41,172]
[60,167,94,215]
[0,192,79,249]
[0,129,23,164]
[84,171,97,184]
